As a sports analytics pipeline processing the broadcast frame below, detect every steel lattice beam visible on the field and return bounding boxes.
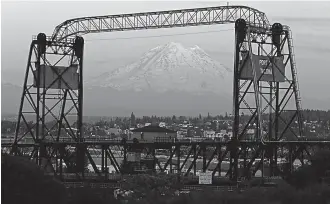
[51,6,270,41]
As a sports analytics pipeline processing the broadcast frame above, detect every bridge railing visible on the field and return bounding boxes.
[38,137,257,143]
[3,136,330,147]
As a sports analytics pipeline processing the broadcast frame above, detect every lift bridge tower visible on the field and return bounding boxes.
[229,20,304,179]
[11,34,86,172]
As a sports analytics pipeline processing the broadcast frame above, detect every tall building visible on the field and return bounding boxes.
[130,112,136,127]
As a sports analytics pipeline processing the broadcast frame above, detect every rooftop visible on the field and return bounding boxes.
[132,125,176,133]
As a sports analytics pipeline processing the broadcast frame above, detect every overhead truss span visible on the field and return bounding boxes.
[52,5,270,41]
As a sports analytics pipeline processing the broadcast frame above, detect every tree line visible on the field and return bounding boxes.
[3,109,329,134]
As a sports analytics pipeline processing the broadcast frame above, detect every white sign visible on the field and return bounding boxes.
[239,52,285,82]
[199,172,212,185]
[33,65,79,90]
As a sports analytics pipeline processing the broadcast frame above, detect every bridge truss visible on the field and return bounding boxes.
[3,5,328,183]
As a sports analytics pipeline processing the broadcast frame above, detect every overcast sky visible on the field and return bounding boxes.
[2,1,330,102]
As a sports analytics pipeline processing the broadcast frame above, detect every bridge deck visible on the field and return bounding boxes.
[2,140,330,147]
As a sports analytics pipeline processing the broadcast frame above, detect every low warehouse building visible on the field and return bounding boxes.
[130,125,176,142]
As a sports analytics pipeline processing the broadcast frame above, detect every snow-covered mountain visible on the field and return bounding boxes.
[87,42,231,94]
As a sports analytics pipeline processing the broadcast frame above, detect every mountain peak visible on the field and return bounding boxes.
[165,42,183,47]
[87,43,231,94]
[164,42,185,49]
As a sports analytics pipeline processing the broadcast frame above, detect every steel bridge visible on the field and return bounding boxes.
[3,139,330,180]
[3,5,330,184]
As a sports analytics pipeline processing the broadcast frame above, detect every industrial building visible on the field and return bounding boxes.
[130,125,177,142]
